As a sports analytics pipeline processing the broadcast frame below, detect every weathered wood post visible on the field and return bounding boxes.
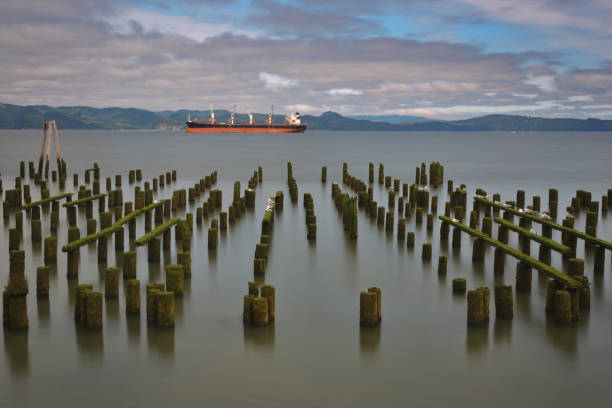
[43,236,57,263]
[554,290,571,324]
[156,292,175,328]
[36,266,49,297]
[438,255,447,274]
[123,251,137,279]
[147,236,160,262]
[422,243,432,260]
[467,290,484,326]
[494,285,513,318]
[105,267,120,298]
[165,264,184,296]
[515,261,532,291]
[9,228,21,251]
[125,279,140,314]
[453,278,466,293]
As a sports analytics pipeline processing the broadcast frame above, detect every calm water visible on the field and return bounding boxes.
[1,130,611,407]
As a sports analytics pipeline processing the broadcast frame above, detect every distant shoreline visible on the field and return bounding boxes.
[2,103,611,131]
[2,128,611,133]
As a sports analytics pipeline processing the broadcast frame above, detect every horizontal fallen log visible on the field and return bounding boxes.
[494,217,570,254]
[475,196,612,250]
[62,199,167,252]
[440,215,584,288]
[134,218,180,246]
[62,193,106,207]
[21,193,73,209]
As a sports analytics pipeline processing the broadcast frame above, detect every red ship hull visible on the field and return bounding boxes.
[186,122,306,133]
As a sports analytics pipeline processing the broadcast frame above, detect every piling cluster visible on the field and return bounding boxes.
[332,183,357,239]
[360,287,381,327]
[304,193,316,240]
[254,197,275,275]
[287,162,298,202]
[243,282,276,327]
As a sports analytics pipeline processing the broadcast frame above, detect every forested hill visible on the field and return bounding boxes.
[1,103,611,131]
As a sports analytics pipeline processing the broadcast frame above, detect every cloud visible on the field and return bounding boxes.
[326,88,363,96]
[259,72,298,90]
[105,7,259,42]
[245,0,382,37]
[455,0,612,33]
[0,0,611,119]
[525,75,556,92]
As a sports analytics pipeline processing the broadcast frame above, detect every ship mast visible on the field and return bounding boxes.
[209,103,216,124]
[267,105,274,125]
[248,111,254,125]
[230,105,236,125]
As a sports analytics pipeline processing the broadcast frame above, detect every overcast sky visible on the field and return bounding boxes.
[1,0,611,119]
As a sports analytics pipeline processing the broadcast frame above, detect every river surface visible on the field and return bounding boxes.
[1,130,611,407]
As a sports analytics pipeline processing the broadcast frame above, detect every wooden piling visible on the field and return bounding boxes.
[105,267,119,298]
[438,256,447,274]
[156,292,175,328]
[422,243,432,260]
[472,238,485,262]
[261,284,275,322]
[360,291,379,327]
[397,218,406,241]
[165,264,184,296]
[467,290,485,325]
[594,246,605,274]
[36,266,49,297]
[177,252,191,278]
[43,236,57,262]
[515,262,532,291]
[494,285,513,318]
[147,236,160,262]
[125,279,140,314]
[453,278,466,293]
[554,290,571,324]
[146,283,164,323]
[7,250,27,297]
[385,211,394,232]
[123,251,137,279]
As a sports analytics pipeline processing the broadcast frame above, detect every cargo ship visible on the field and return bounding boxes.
[185,106,306,133]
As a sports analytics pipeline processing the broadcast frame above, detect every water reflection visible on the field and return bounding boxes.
[592,273,603,299]
[174,295,185,322]
[147,325,175,357]
[493,318,512,346]
[544,314,578,356]
[359,326,381,357]
[308,239,316,250]
[243,323,275,352]
[75,326,104,359]
[343,233,357,255]
[515,291,532,323]
[105,297,120,323]
[466,324,489,355]
[438,272,447,291]
[3,330,30,378]
[37,296,51,329]
[208,249,217,268]
[67,278,79,308]
[149,261,162,284]
[472,261,485,278]
[126,314,141,348]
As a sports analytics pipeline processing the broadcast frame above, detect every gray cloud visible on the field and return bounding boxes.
[0,0,611,119]
[245,0,383,37]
